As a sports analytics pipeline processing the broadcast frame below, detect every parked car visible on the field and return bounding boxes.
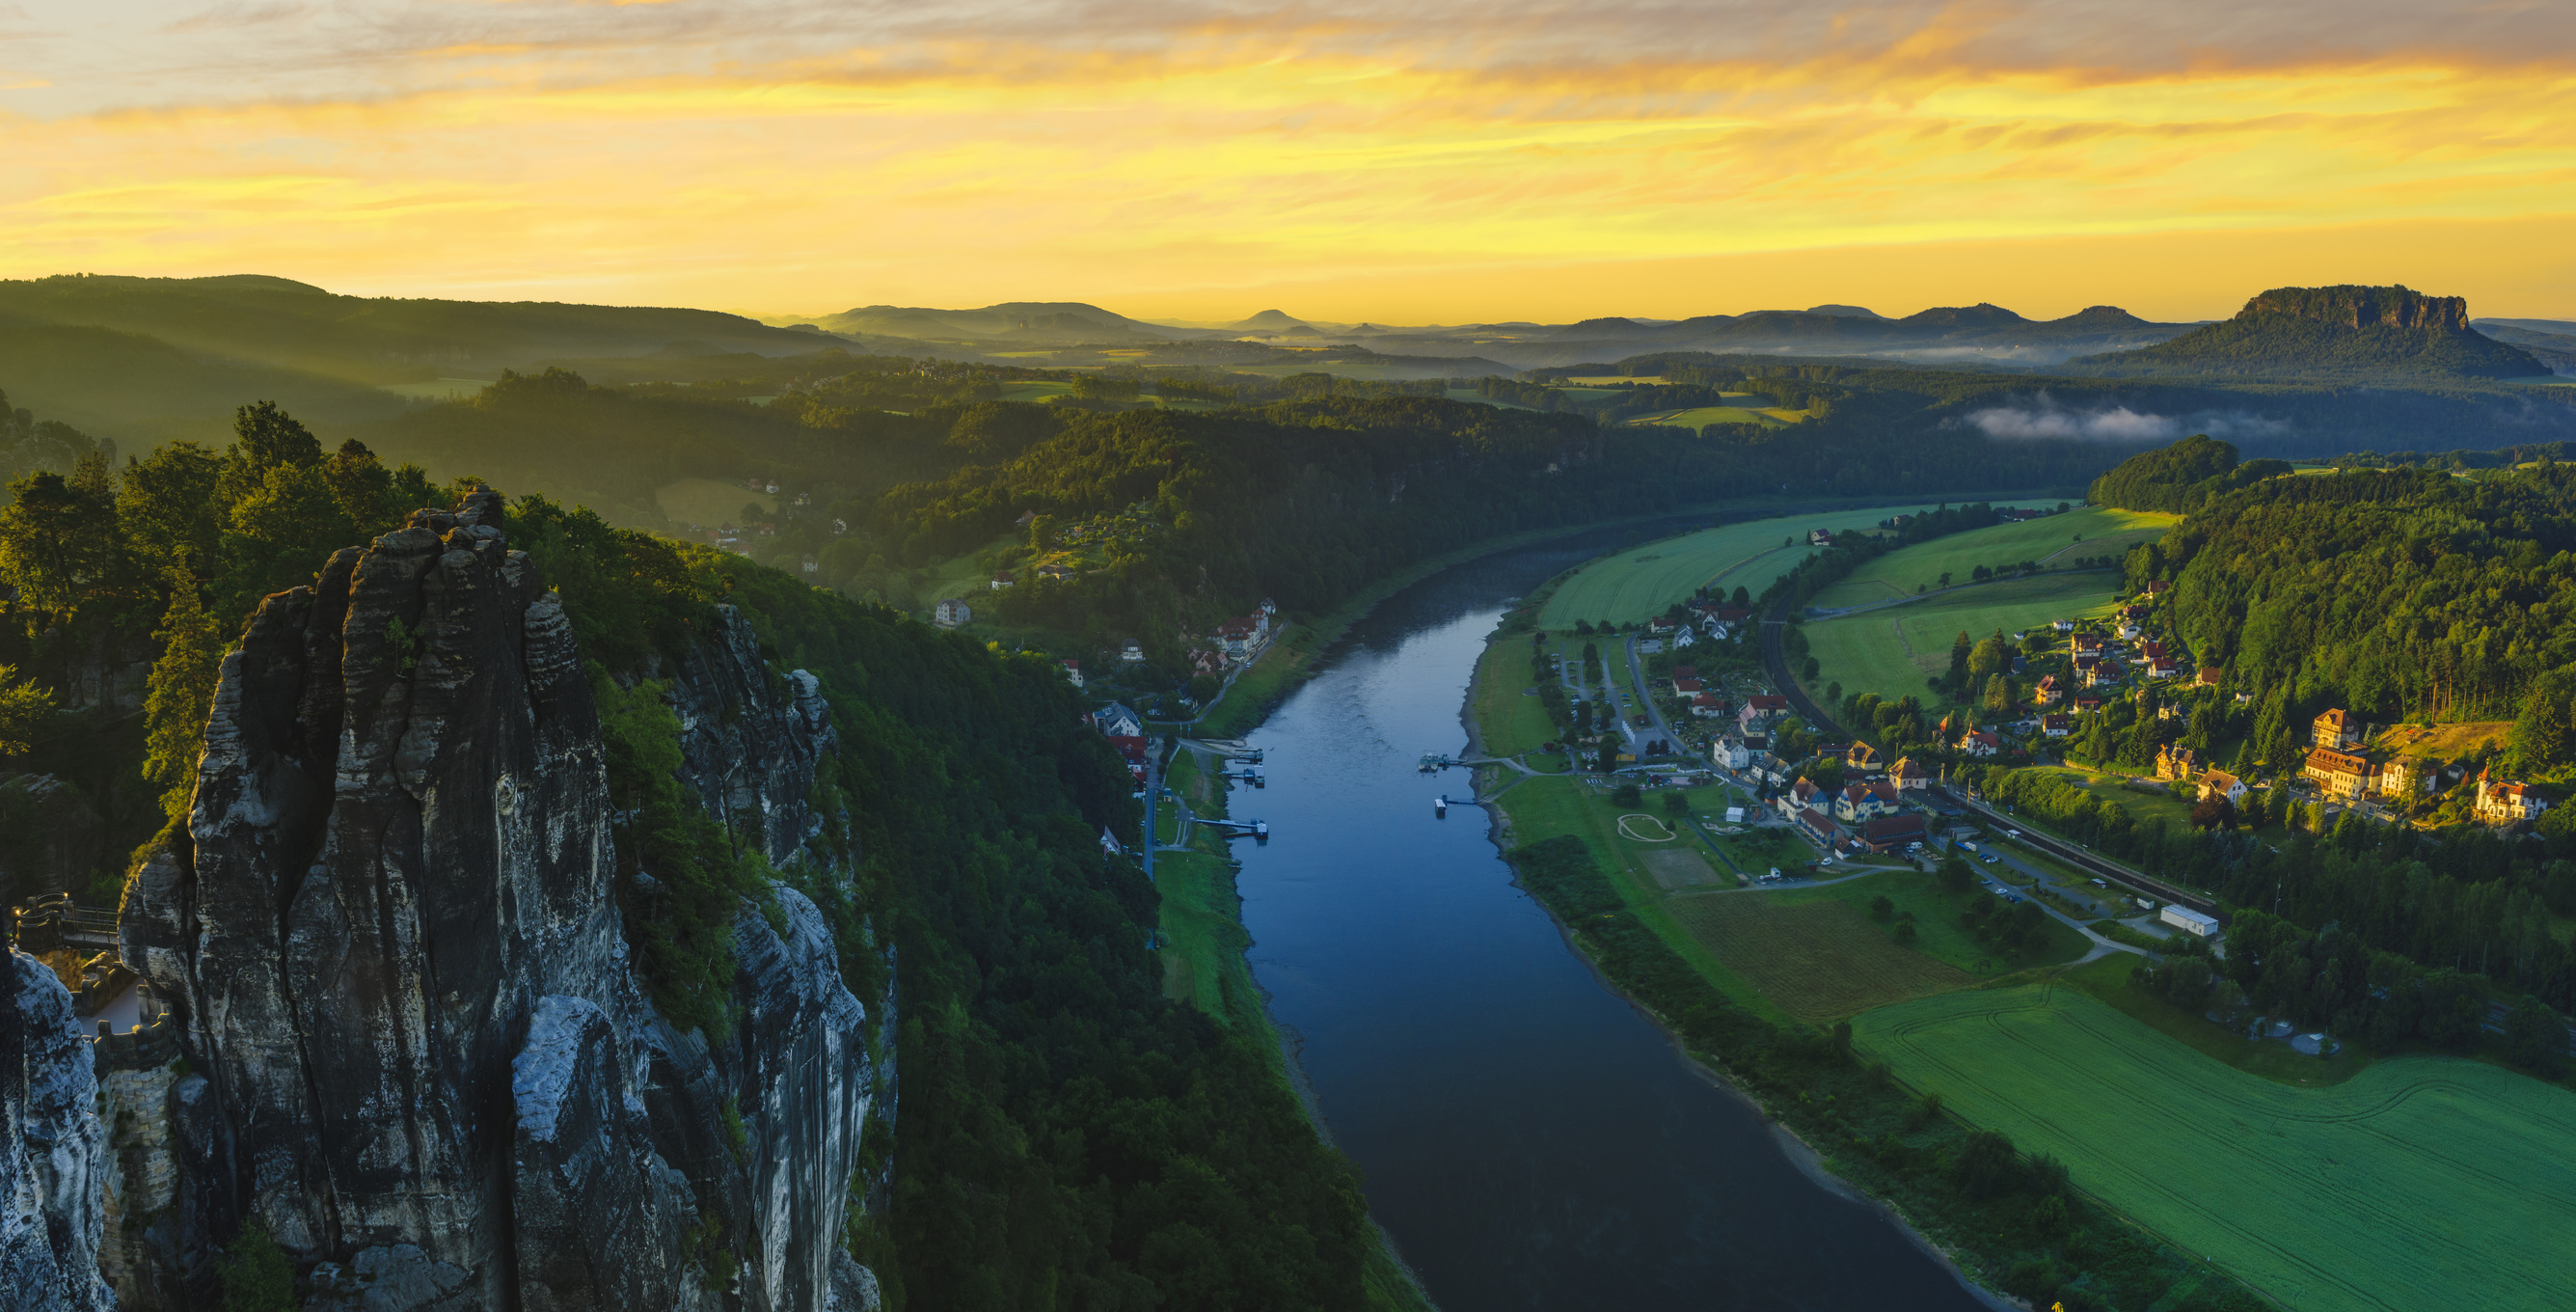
[1981,854,2001,864]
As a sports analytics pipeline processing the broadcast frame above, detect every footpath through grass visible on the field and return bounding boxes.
[1856,975,2576,1312]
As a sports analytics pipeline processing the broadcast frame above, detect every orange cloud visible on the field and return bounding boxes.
[0,22,2570,320]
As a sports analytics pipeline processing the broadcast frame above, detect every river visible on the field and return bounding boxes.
[1226,525,1995,1311]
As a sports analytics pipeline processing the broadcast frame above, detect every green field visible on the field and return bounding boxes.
[1666,891,1975,1023]
[992,380,1075,403]
[1769,868,2091,978]
[1156,848,1256,1018]
[1803,571,2123,705]
[1810,506,2176,610]
[1471,640,1558,757]
[1857,978,2576,1312]
[1537,503,1974,628]
[654,477,773,526]
[1629,403,1802,429]
[1495,775,1798,1025]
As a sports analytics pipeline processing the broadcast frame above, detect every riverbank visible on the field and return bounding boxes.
[1185,489,2057,738]
[1153,745,1441,1312]
[1463,555,2270,1311]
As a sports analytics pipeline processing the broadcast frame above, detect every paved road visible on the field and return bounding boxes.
[1141,743,1162,878]
[1757,606,1847,741]
[1956,836,2152,961]
[1621,631,1690,758]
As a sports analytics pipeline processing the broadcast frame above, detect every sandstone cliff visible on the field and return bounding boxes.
[40,487,895,1309]
[2,949,115,1311]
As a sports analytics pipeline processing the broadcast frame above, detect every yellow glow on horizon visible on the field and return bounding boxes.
[2,37,2572,321]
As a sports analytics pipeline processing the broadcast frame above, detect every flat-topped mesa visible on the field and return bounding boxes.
[106,486,880,1311]
[2240,285,2470,332]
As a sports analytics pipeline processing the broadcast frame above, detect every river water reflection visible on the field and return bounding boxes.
[1227,527,1993,1311]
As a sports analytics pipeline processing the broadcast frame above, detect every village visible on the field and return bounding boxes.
[1525,565,2557,890]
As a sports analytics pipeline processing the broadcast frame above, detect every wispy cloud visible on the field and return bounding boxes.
[0,1,2569,317]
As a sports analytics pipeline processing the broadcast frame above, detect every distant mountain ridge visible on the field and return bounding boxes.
[2078,285,2550,380]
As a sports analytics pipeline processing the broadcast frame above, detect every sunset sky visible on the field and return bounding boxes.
[3,0,2573,323]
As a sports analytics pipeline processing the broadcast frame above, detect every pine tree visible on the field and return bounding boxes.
[144,577,230,824]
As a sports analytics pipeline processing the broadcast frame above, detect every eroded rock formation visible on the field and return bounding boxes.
[74,488,889,1309]
[1,950,115,1312]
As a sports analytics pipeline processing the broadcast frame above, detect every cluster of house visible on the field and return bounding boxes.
[1641,598,1751,654]
[1664,664,1733,720]
[1705,700,1938,855]
[2036,609,2200,694]
[1090,701,1150,789]
[1183,600,1279,677]
[1776,749,1935,854]
[2294,709,2549,825]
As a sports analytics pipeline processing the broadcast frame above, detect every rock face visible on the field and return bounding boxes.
[100,489,885,1309]
[2242,284,2471,332]
[1,950,115,1312]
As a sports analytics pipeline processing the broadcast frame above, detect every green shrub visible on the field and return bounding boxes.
[218,1220,294,1312]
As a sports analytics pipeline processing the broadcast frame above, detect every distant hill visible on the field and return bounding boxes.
[2471,319,2576,374]
[0,273,844,447]
[816,301,1225,342]
[2079,286,2551,380]
[0,274,827,384]
[1472,302,2190,369]
[1897,302,2025,329]
[1230,310,1308,331]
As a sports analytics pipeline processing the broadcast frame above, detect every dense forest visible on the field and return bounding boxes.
[0,400,1378,1310]
[1983,763,2574,1025]
[2084,434,2291,512]
[513,502,1377,1309]
[866,395,2114,669]
[2132,461,2576,748]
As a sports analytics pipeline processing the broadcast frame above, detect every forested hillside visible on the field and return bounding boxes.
[2136,460,2576,767]
[2077,285,2551,379]
[0,399,1379,1309]
[870,393,2107,666]
[2086,434,2292,512]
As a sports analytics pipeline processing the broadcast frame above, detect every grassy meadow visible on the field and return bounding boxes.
[1497,774,1798,1025]
[1664,892,1975,1023]
[1802,570,2123,706]
[1629,403,1804,428]
[1470,639,1559,757]
[1809,506,2176,610]
[1856,975,2576,1312]
[1537,502,1972,628]
[1770,868,2091,978]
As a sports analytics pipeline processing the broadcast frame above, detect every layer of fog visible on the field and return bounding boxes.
[1957,393,2291,442]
